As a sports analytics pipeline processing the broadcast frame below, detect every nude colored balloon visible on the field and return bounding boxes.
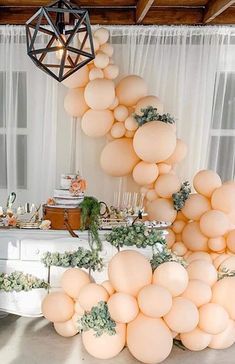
[165,228,176,249]
[108,250,152,297]
[82,323,126,359]
[211,184,235,213]
[100,138,139,177]
[153,261,188,297]
[74,300,85,316]
[132,161,159,186]
[199,210,229,238]
[199,303,229,335]
[101,280,115,295]
[213,253,230,270]
[127,313,173,364]
[147,198,177,223]
[89,67,104,81]
[180,328,211,351]
[93,28,110,45]
[146,189,158,202]
[125,116,138,131]
[187,260,217,287]
[94,52,109,69]
[157,163,172,174]
[125,130,135,138]
[61,268,90,299]
[103,64,119,80]
[113,105,129,122]
[212,277,235,319]
[42,292,74,323]
[84,79,115,110]
[172,220,186,234]
[164,139,187,165]
[164,297,199,333]
[109,96,119,110]
[110,121,126,138]
[226,229,235,253]
[135,95,164,114]
[100,43,114,57]
[172,242,187,256]
[64,87,88,117]
[108,292,139,323]
[219,256,235,272]
[208,236,226,252]
[62,65,89,88]
[81,109,114,137]
[181,279,212,307]
[182,221,208,252]
[186,252,212,264]
[209,319,235,349]
[193,170,222,198]
[181,194,211,221]
[133,121,176,163]
[154,174,181,198]
[116,75,148,107]
[71,312,81,327]
[78,283,109,311]
[54,319,79,337]
[138,284,172,318]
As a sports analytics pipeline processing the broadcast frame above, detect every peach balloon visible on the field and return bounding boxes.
[209,319,235,349]
[110,122,126,138]
[172,220,186,234]
[109,96,119,110]
[181,279,212,307]
[54,319,79,337]
[100,43,114,57]
[42,292,74,323]
[107,292,139,323]
[147,198,177,223]
[199,210,229,238]
[81,109,114,137]
[64,87,88,117]
[226,229,235,253]
[82,323,126,359]
[154,174,181,198]
[135,95,164,114]
[211,184,235,213]
[181,194,211,221]
[193,170,222,198]
[125,130,135,138]
[78,283,109,312]
[133,121,176,163]
[180,328,211,351]
[213,253,230,270]
[186,252,212,264]
[62,65,89,88]
[61,268,90,299]
[108,250,152,296]
[116,75,148,107]
[198,303,229,335]
[94,52,110,69]
[175,233,182,242]
[101,280,115,295]
[157,163,172,175]
[125,116,138,131]
[138,284,172,318]
[93,28,110,45]
[103,64,119,80]
[113,105,129,122]
[164,139,187,165]
[212,277,235,319]
[208,236,226,252]
[164,297,199,333]
[71,312,81,327]
[219,256,235,272]
[127,313,173,364]
[84,79,115,110]
[187,260,217,287]
[153,261,188,297]
[89,67,104,81]
[165,228,176,249]
[74,301,85,316]
[146,189,158,202]
[182,222,208,252]
[100,138,139,177]
[172,242,187,256]
[132,161,159,186]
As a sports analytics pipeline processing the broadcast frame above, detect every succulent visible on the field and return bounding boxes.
[172,181,191,211]
[0,271,49,292]
[133,106,175,127]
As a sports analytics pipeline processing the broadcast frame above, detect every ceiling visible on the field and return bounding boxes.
[0,0,235,25]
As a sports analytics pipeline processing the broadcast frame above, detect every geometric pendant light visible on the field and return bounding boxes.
[25,0,95,82]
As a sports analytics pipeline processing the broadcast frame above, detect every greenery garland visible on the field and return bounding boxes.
[172,181,191,211]
[133,106,175,127]
[150,246,187,271]
[0,271,49,292]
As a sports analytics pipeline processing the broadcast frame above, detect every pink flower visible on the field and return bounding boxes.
[7,216,17,227]
[69,178,87,194]
[47,198,55,205]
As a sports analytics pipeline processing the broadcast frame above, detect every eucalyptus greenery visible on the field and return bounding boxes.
[150,246,187,271]
[133,106,175,127]
[78,301,116,337]
[172,181,191,211]
[0,271,49,292]
[218,268,235,280]
[41,247,103,272]
[105,223,166,250]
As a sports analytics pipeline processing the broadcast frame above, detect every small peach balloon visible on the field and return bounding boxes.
[101,280,115,295]
[193,170,222,198]
[62,65,89,88]
[154,174,181,198]
[135,95,164,114]
[212,277,235,319]
[138,284,172,318]
[93,28,110,45]
[219,256,235,272]
[180,327,211,351]
[64,87,88,117]
[61,268,90,299]
[226,229,235,253]
[84,79,115,110]
[198,303,229,335]
[165,228,176,249]
[89,67,104,81]
[164,139,187,165]
[108,292,139,323]
[211,184,235,213]
[81,109,114,137]
[199,210,229,238]
[116,75,148,107]
[186,252,212,264]
[146,189,158,202]
[181,194,211,221]
[172,220,186,234]
[213,253,230,270]
[133,161,159,186]
[114,105,129,122]
[182,221,208,252]
[100,43,114,57]
[208,236,226,252]
[187,260,217,287]
[54,319,79,337]
[78,283,109,311]
[157,163,172,175]
[125,130,135,138]
[110,122,126,138]
[209,319,235,349]
[147,198,177,223]
[172,242,187,256]
[103,64,119,80]
[181,279,212,307]
[125,116,138,131]
[42,292,74,323]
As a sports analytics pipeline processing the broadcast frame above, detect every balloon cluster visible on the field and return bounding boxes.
[42,250,235,363]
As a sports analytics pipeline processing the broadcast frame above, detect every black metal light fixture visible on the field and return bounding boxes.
[25,0,95,82]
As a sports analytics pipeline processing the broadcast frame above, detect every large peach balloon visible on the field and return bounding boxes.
[133,161,159,186]
[153,262,188,297]
[211,184,235,213]
[182,222,208,252]
[42,292,74,323]
[164,297,199,333]
[146,198,177,223]
[127,313,173,364]
[108,250,152,296]
[208,236,226,252]
[54,319,79,337]
[114,105,129,122]
[164,139,187,165]
[100,138,139,177]
[181,194,211,221]
[116,75,148,107]
[212,277,235,319]
[138,284,172,318]
[133,121,176,163]
[110,122,126,138]
[81,109,114,137]
[209,319,235,349]
[61,268,90,299]
[62,65,89,88]
[78,283,109,311]
[181,280,212,307]
[64,87,88,117]
[84,79,115,110]
[198,303,229,335]
[135,95,163,114]
[180,328,211,351]
[187,260,217,286]
[107,292,139,323]
[193,170,222,198]
[172,242,187,256]
[154,174,181,198]
[199,210,229,238]
[226,229,235,253]
[82,323,126,359]
[186,252,212,264]
[94,51,109,69]
[125,115,139,131]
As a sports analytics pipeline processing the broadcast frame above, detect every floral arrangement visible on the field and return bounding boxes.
[133,106,175,127]
[0,271,49,292]
[78,301,116,337]
[172,181,191,211]
[69,176,87,196]
[150,246,187,271]
[105,223,166,250]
